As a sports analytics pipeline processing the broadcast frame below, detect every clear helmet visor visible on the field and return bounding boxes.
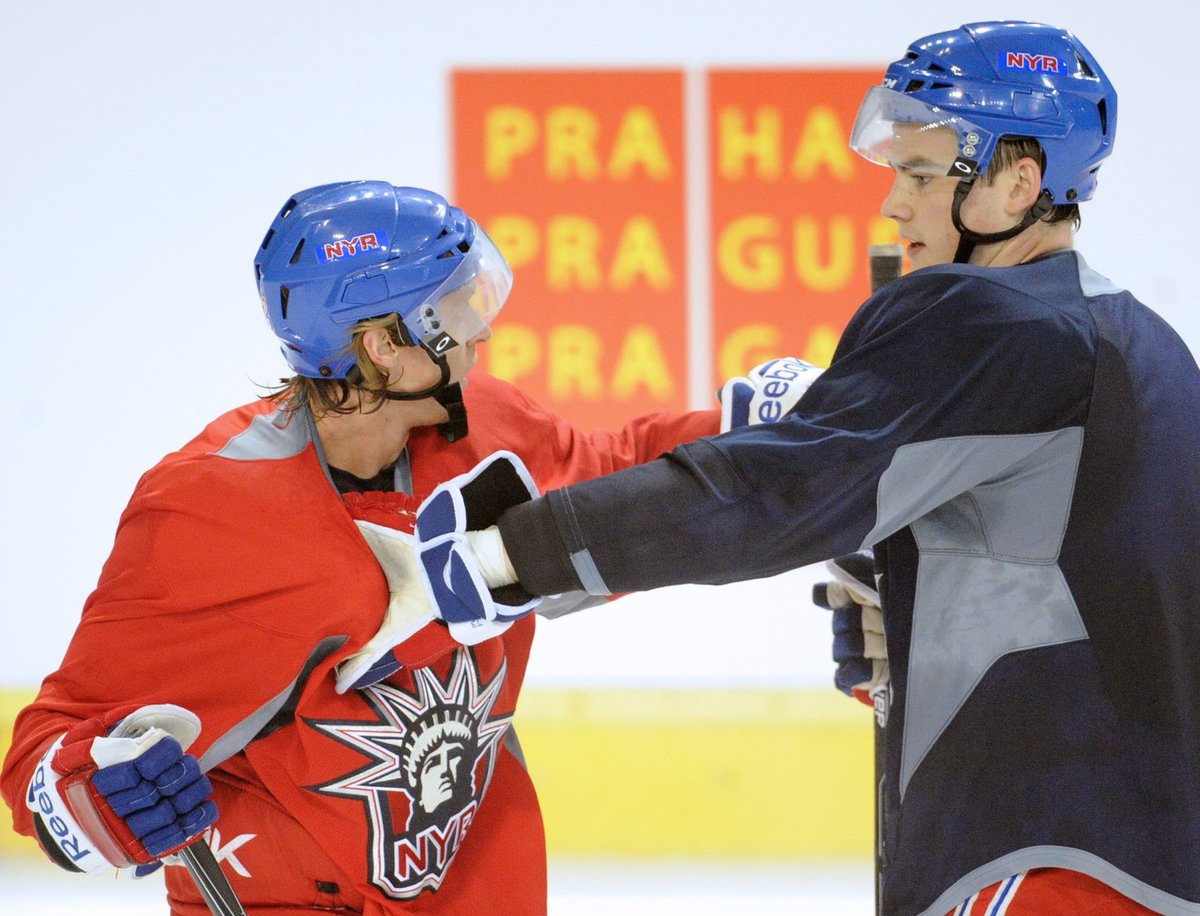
[849,85,996,179]
[405,223,513,355]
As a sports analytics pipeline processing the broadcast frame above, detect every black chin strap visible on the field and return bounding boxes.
[359,340,468,442]
[950,180,1055,264]
[377,357,469,442]
[432,383,468,442]
[378,355,451,403]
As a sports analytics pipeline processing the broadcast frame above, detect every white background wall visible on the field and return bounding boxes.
[2,1,1196,690]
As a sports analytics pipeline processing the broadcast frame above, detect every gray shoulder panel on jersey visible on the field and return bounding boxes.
[197,635,348,772]
[864,428,1088,797]
[919,845,1200,916]
[214,405,313,462]
[215,405,346,492]
[862,429,1082,551]
[1072,250,1124,297]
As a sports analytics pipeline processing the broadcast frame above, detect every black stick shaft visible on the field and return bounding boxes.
[867,243,901,916]
[869,243,904,294]
[178,840,247,916]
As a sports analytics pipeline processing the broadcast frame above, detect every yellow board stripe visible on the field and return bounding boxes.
[1,687,872,859]
[0,690,39,855]
[515,688,874,857]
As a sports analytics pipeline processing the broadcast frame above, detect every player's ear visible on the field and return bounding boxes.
[360,327,399,372]
[1005,157,1044,215]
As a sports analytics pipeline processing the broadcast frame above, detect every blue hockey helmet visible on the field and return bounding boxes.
[850,21,1117,205]
[255,181,512,379]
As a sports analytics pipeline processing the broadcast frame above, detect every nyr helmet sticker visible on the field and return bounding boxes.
[998,52,1065,73]
[309,651,511,900]
[319,231,389,263]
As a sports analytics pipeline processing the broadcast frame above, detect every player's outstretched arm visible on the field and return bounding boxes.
[25,704,217,875]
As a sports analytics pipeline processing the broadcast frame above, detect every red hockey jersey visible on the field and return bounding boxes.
[1,373,717,914]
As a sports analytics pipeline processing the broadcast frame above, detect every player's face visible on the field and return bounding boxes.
[390,310,492,397]
[417,281,492,385]
[438,282,493,382]
[879,123,1010,269]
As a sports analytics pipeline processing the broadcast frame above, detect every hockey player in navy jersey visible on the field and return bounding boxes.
[401,21,1200,916]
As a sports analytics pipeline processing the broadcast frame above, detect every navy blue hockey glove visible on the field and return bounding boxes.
[717,356,823,432]
[812,551,888,707]
[27,704,216,874]
[415,451,542,646]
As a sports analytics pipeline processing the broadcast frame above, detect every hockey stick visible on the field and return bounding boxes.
[866,242,903,916]
[178,839,247,916]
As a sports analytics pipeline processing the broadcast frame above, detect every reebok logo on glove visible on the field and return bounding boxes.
[718,357,823,432]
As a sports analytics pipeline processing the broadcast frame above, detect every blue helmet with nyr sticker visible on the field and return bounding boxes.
[255,181,512,379]
[850,21,1117,205]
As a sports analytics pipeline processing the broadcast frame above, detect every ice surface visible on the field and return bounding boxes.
[0,854,873,914]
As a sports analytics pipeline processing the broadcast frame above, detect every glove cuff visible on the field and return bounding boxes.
[417,450,539,542]
[28,734,130,873]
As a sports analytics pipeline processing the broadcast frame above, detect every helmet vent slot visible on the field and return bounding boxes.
[280,286,290,320]
[1075,53,1096,78]
[904,80,925,93]
[1097,98,1109,134]
[930,82,952,90]
[289,239,306,265]
[457,240,470,253]
[928,62,946,72]
[280,198,298,219]
[260,228,275,251]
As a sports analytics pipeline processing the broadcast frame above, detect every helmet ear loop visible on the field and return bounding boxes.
[950,180,1055,264]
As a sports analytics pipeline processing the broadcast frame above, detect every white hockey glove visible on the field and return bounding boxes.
[26,704,216,875]
[414,451,542,647]
[717,356,823,432]
[812,551,888,707]
[335,522,437,694]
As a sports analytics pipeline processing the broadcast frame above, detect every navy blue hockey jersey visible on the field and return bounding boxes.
[500,250,1200,916]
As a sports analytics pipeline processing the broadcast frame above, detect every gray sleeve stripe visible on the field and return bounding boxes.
[569,549,613,597]
[553,486,613,596]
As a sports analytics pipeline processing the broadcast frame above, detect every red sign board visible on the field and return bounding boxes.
[708,69,898,380]
[453,67,899,430]
[453,70,689,431]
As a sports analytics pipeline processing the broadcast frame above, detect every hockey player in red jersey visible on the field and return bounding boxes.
[0,181,718,914]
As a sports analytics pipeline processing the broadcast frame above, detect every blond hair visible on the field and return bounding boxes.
[267,314,408,419]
